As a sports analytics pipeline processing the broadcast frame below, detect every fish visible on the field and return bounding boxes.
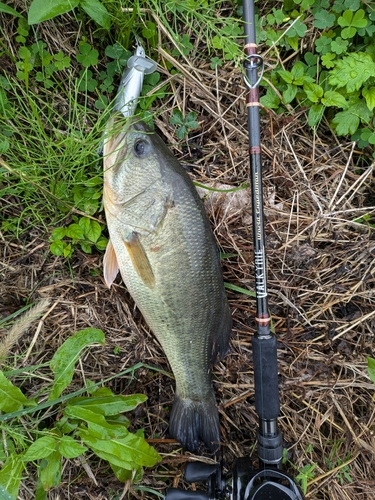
[102,46,231,455]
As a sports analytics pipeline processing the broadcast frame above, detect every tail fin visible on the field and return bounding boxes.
[169,394,220,456]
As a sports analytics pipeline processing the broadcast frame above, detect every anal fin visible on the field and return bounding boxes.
[124,232,155,288]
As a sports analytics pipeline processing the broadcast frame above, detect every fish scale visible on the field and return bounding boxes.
[103,118,231,454]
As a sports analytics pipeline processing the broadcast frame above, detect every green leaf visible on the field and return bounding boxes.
[308,104,324,127]
[76,42,99,67]
[341,26,356,39]
[184,111,198,128]
[224,282,256,297]
[321,52,336,69]
[330,37,349,55]
[350,9,367,28]
[313,9,336,29]
[23,436,57,461]
[50,227,67,241]
[80,0,110,30]
[28,0,79,24]
[0,371,35,413]
[321,90,347,108]
[49,328,105,400]
[315,35,332,54]
[96,236,108,251]
[68,393,147,416]
[169,109,184,126]
[58,436,87,459]
[0,453,24,498]
[110,463,140,482]
[78,217,102,243]
[303,83,323,103]
[78,429,161,468]
[49,240,65,256]
[0,3,22,17]
[260,88,281,109]
[338,9,354,27]
[367,357,375,385]
[278,69,293,84]
[39,450,61,490]
[331,98,372,135]
[282,84,297,104]
[0,484,16,500]
[64,406,129,439]
[362,87,375,111]
[66,223,84,240]
[328,52,375,93]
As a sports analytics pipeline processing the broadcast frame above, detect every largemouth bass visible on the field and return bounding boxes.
[102,51,231,454]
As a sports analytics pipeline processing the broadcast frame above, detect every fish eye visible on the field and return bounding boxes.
[134,139,149,157]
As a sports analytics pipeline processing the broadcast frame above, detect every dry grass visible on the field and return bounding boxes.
[1,3,375,499]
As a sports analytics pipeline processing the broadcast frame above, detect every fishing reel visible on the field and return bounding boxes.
[165,419,304,500]
[165,457,304,500]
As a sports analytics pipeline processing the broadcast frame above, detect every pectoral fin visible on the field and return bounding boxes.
[125,232,155,288]
[103,239,119,288]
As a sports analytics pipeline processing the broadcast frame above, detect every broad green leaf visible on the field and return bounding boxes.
[110,462,143,483]
[331,97,371,135]
[0,453,24,498]
[64,406,129,439]
[0,371,35,412]
[50,227,67,240]
[307,104,324,127]
[49,240,65,256]
[278,69,293,84]
[0,484,16,500]
[39,450,62,490]
[0,3,22,17]
[321,90,347,108]
[28,0,79,24]
[78,430,133,469]
[260,88,281,110]
[68,393,147,415]
[303,82,323,103]
[78,429,161,468]
[49,328,105,401]
[58,436,87,459]
[79,217,101,243]
[362,87,375,111]
[290,61,306,84]
[282,84,297,104]
[367,357,375,385]
[66,223,84,240]
[23,436,57,461]
[80,0,110,29]
[328,52,375,93]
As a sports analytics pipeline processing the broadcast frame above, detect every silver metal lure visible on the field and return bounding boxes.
[114,43,157,118]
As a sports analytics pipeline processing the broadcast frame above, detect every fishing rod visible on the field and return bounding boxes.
[164,1,305,499]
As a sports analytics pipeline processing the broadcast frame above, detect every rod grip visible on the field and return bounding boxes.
[252,335,280,420]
